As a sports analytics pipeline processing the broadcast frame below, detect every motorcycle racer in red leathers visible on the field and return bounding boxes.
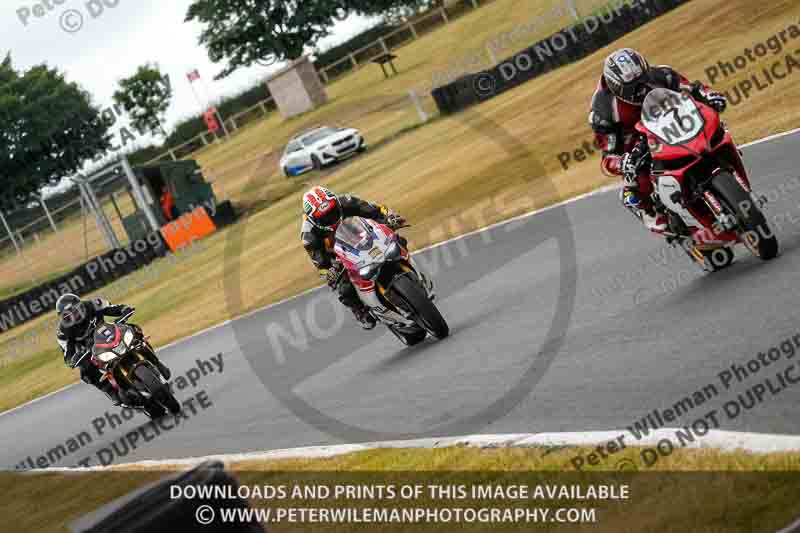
[301,186,406,330]
[589,48,728,235]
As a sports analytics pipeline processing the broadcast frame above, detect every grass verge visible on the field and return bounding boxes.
[4,446,800,532]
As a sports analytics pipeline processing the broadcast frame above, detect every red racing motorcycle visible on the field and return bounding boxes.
[635,87,778,271]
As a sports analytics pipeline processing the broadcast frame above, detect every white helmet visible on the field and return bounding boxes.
[603,48,650,105]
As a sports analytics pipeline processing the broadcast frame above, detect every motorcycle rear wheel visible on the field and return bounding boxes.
[711,172,778,260]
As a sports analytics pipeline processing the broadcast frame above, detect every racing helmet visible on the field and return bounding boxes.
[56,293,88,332]
[303,186,342,231]
[603,48,651,105]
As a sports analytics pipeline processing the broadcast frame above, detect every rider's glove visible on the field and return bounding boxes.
[120,306,135,316]
[691,82,727,113]
[704,91,727,113]
[621,145,650,187]
[324,262,344,288]
[385,212,406,229]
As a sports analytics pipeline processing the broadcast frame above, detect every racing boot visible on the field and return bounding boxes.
[352,305,377,330]
[623,189,667,233]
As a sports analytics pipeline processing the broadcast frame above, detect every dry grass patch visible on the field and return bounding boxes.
[1,0,799,413]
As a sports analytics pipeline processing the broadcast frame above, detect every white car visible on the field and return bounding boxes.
[280,126,366,177]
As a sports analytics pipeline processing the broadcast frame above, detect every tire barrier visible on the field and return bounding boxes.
[71,461,266,532]
[0,230,168,335]
[432,0,693,114]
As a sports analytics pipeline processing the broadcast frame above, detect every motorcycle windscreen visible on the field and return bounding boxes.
[641,88,705,146]
[335,218,378,254]
[94,323,121,351]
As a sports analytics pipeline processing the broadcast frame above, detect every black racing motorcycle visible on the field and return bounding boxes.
[71,310,180,419]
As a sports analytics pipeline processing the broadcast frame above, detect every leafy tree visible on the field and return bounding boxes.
[380,0,441,25]
[113,63,173,138]
[0,54,112,211]
[186,0,432,79]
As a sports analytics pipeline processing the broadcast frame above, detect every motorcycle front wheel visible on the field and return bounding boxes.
[390,275,449,339]
[712,171,779,260]
[134,365,181,416]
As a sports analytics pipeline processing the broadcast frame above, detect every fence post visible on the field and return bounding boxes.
[0,210,21,256]
[168,149,177,161]
[408,89,429,123]
[566,0,580,20]
[80,193,89,259]
[486,44,499,65]
[38,195,58,233]
[320,68,330,84]
[408,21,419,39]
[216,109,232,139]
[258,101,268,115]
[440,6,450,23]
[470,0,478,7]
[379,37,390,54]
[348,53,358,69]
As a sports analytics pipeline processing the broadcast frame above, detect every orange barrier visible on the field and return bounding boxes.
[159,207,217,252]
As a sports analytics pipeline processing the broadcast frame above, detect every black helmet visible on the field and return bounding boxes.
[603,48,651,105]
[56,293,87,330]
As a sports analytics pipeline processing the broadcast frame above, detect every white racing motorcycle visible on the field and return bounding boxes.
[333,217,449,346]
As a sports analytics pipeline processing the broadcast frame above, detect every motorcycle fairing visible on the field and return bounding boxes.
[94,324,121,350]
[636,89,753,243]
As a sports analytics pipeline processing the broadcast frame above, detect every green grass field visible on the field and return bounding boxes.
[1,0,799,414]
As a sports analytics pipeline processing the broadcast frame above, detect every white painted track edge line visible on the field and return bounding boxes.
[20,429,800,472]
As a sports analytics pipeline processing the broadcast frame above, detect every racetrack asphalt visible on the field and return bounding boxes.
[3,131,800,470]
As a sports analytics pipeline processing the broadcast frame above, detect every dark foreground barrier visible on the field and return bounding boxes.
[0,231,168,336]
[70,461,265,533]
[432,0,693,114]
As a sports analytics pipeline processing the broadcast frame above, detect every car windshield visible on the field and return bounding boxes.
[336,218,377,252]
[301,128,337,146]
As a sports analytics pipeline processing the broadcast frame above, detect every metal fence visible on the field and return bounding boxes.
[139,0,499,168]
[0,161,151,295]
[0,0,590,298]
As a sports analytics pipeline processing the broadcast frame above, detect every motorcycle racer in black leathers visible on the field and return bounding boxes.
[55,293,139,406]
[301,187,405,329]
